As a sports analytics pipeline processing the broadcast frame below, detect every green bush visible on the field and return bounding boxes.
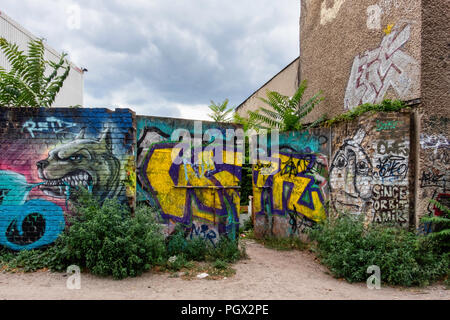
[322,99,407,127]
[52,190,167,279]
[420,199,450,254]
[308,215,449,287]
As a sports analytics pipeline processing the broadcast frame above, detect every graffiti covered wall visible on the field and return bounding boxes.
[329,112,412,227]
[136,116,242,244]
[252,129,331,238]
[0,107,136,250]
[417,129,449,234]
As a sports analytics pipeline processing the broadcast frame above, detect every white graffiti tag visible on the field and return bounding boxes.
[22,117,77,138]
[344,24,419,110]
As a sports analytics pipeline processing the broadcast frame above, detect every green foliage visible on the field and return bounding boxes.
[208,237,246,263]
[229,117,254,206]
[0,189,247,280]
[52,190,167,279]
[256,236,307,251]
[321,99,407,127]
[0,37,71,108]
[233,112,262,132]
[166,254,192,272]
[421,199,450,253]
[208,99,234,123]
[308,215,449,286]
[240,164,252,206]
[247,80,324,132]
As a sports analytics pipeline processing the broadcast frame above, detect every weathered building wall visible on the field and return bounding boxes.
[0,107,136,250]
[299,0,421,122]
[330,111,413,228]
[252,128,331,238]
[136,116,243,244]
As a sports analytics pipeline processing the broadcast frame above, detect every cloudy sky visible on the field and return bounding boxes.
[1,1,300,120]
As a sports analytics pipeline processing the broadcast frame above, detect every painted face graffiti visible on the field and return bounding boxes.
[329,128,373,214]
[36,128,121,201]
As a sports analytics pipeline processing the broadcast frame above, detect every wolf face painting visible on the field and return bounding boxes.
[36,128,121,201]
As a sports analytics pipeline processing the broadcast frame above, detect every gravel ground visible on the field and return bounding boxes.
[0,240,448,300]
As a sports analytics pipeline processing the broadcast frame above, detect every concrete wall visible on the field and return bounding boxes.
[0,107,136,250]
[236,57,299,118]
[136,116,243,244]
[253,128,331,238]
[299,0,421,122]
[253,111,414,238]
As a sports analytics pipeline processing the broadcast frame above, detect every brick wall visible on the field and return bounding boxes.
[0,107,136,250]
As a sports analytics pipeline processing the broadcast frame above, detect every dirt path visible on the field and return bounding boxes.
[0,240,448,300]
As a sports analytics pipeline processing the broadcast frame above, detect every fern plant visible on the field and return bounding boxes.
[0,37,70,108]
[247,80,324,132]
[208,99,234,123]
[421,199,450,253]
[232,111,263,133]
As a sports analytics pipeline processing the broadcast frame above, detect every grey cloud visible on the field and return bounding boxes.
[1,0,299,117]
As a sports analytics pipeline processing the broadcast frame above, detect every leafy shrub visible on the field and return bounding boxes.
[213,259,228,270]
[166,226,188,257]
[166,254,191,272]
[52,190,167,279]
[1,189,247,279]
[240,217,254,233]
[308,215,449,287]
[185,237,210,261]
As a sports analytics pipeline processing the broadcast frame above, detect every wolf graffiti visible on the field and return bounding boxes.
[37,128,122,201]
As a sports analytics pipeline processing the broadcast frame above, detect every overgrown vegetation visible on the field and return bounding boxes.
[420,199,450,254]
[166,226,246,265]
[207,99,234,123]
[0,37,71,108]
[255,236,308,251]
[320,99,408,127]
[0,189,246,280]
[308,214,449,287]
